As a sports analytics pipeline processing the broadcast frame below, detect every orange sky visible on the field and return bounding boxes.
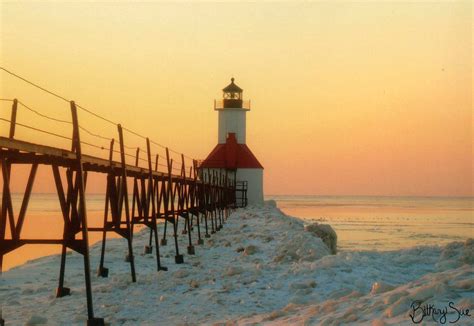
[0,2,472,196]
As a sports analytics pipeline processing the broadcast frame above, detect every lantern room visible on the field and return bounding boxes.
[222,78,243,108]
[215,78,250,110]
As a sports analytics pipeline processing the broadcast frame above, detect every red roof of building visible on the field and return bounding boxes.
[201,133,263,169]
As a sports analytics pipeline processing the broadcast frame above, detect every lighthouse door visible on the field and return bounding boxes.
[235,181,248,208]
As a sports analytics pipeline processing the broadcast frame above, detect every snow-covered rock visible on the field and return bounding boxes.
[305,222,338,254]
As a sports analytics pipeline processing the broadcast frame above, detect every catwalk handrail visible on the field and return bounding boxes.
[0,98,196,179]
[0,66,194,161]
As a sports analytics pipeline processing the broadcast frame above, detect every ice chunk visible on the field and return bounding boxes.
[304,222,337,254]
[370,281,395,295]
[26,315,48,325]
[243,245,258,256]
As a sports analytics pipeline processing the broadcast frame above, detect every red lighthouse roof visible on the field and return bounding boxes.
[201,133,263,169]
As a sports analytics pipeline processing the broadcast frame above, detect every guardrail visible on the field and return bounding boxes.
[214,99,251,110]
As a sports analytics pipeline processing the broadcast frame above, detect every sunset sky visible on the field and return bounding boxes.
[0,1,472,196]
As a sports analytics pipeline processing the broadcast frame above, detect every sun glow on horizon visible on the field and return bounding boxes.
[0,1,472,196]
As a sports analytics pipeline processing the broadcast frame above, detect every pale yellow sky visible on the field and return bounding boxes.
[1,1,472,196]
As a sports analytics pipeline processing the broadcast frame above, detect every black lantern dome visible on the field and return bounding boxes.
[222,78,243,108]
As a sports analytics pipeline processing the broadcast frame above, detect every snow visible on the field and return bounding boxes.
[1,202,473,325]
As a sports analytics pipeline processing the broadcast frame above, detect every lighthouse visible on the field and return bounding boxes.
[200,78,264,206]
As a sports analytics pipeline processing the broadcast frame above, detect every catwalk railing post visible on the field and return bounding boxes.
[8,99,17,138]
[160,152,169,246]
[201,169,210,238]
[166,149,183,264]
[181,154,195,255]
[218,172,224,228]
[149,154,159,249]
[222,173,226,217]
[213,171,218,230]
[146,138,167,271]
[0,157,6,271]
[0,100,17,326]
[128,146,147,260]
[207,169,216,234]
[184,165,192,233]
[53,165,72,299]
[0,99,17,275]
[180,158,188,236]
[228,177,232,209]
[207,170,214,235]
[55,102,91,298]
[224,171,230,219]
[70,101,104,325]
[117,124,137,282]
[212,170,221,231]
[0,98,18,267]
[192,160,204,245]
[222,172,226,220]
[130,147,140,249]
[216,172,222,229]
[97,138,115,278]
[143,143,153,255]
[233,170,237,208]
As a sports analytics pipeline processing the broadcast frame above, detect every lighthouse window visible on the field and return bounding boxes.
[224,92,242,100]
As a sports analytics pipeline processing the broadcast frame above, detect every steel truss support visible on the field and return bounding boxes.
[160,148,184,264]
[0,98,238,325]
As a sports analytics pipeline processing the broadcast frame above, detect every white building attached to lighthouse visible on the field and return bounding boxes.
[200,78,264,206]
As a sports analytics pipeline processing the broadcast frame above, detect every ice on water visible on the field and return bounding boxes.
[1,201,472,325]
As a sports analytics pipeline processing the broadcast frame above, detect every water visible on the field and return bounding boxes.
[1,193,145,271]
[6,193,108,213]
[1,194,473,270]
[267,195,473,251]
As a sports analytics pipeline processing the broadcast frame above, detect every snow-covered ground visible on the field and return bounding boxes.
[1,202,472,325]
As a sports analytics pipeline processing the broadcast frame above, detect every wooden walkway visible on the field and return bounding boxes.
[0,99,236,325]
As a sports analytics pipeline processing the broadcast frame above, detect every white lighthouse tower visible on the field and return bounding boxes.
[201,78,264,206]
